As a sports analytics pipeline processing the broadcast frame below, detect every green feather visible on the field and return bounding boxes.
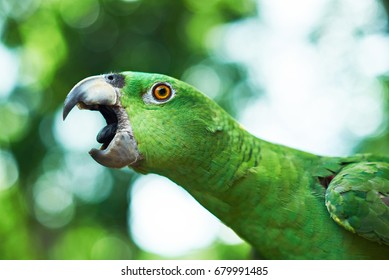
[325,162,389,246]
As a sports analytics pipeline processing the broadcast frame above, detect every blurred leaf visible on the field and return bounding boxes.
[0,187,38,259]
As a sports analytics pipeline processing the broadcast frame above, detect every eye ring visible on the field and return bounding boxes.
[152,83,173,101]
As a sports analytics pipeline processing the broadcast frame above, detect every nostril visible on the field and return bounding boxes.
[105,73,125,88]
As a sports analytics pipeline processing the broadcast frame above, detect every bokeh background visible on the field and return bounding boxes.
[0,0,389,259]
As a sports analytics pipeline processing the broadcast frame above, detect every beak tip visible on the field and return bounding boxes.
[62,89,80,121]
[62,111,68,121]
[62,101,73,121]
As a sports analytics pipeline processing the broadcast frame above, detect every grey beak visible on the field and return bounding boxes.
[63,75,117,120]
[63,74,142,168]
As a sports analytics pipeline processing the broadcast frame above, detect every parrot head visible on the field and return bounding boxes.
[63,72,227,173]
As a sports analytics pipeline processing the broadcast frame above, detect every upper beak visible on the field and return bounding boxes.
[63,75,118,120]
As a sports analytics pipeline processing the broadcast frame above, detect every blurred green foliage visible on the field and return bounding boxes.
[0,0,255,259]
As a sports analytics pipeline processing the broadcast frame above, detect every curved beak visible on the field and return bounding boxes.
[62,74,142,168]
[63,75,118,120]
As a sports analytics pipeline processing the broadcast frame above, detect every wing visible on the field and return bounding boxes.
[325,161,389,245]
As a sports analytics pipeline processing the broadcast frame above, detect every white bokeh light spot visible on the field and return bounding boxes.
[54,107,105,152]
[217,0,388,156]
[129,174,221,257]
[0,43,19,98]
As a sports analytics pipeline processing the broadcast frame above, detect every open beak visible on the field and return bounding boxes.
[63,74,141,168]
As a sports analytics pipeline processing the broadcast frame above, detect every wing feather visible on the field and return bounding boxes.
[325,162,389,245]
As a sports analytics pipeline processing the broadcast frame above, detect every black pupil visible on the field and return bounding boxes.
[158,87,167,96]
[108,75,114,81]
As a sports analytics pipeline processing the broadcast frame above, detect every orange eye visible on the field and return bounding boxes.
[152,83,172,101]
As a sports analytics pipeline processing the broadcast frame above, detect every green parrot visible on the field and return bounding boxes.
[63,72,389,259]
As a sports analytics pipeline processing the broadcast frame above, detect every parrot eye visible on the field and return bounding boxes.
[143,82,175,105]
[152,83,173,101]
